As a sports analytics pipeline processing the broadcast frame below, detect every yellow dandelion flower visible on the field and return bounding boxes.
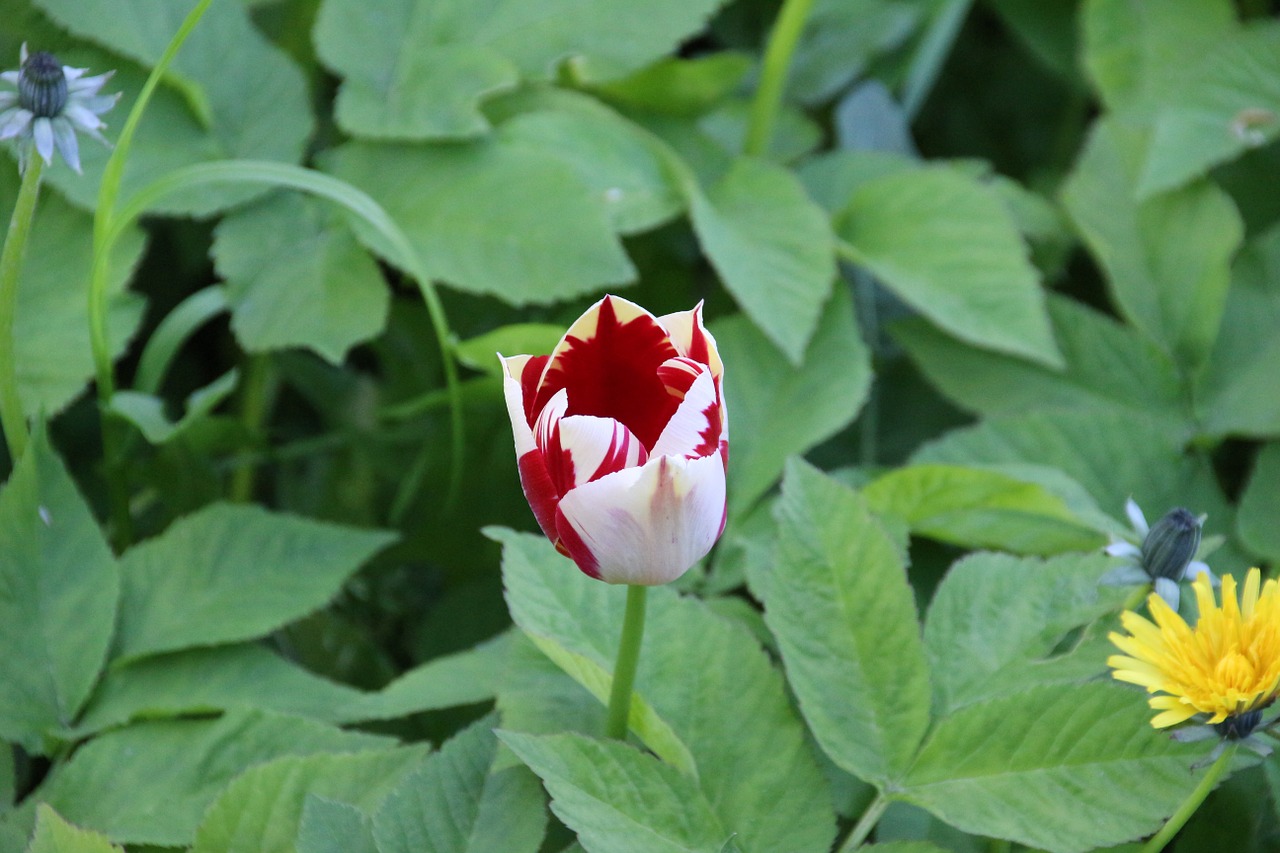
[1108,568,1280,732]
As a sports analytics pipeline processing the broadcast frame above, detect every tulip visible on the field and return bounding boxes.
[500,295,728,586]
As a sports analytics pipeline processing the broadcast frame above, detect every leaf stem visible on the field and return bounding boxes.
[229,354,274,503]
[744,0,816,157]
[604,584,649,739]
[836,791,890,852]
[0,156,43,463]
[1140,743,1236,853]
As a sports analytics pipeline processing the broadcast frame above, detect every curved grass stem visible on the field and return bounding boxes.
[0,156,43,463]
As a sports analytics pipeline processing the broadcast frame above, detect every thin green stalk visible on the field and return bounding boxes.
[604,585,649,740]
[744,0,817,157]
[901,0,973,120]
[0,156,43,463]
[1139,744,1235,853]
[229,355,274,503]
[836,792,890,852]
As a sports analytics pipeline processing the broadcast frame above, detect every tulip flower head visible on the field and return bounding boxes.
[500,295,728,585]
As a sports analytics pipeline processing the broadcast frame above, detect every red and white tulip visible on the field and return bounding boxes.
[500,295,728,585]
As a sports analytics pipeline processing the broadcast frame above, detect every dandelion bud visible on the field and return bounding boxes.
[17,50,67,119]
[1140,507,1202,582]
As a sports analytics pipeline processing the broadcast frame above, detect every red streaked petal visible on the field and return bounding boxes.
[656,356,703,400]
[555,415,648,489]
[517,449,560,543]
[519,354,550,427]
[501,355,537,456]
[650,368,721,459]
[533,295,680,449]
[657,302,723,380]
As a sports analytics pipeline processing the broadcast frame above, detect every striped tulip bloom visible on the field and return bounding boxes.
[500,295,728,585]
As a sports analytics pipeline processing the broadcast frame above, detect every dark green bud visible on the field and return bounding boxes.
[1140,508,1202,581]
[18,50,67,118]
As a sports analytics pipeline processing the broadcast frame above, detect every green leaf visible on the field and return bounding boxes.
[500,731,729,853]
[28,0,313,214]
[456,324,566,376]
[591,54,751,116]
[713,284,871,516]
[4,711,393,847]
[212,193,390,363]
[923,552,1129,714]
[895,295,1186,428]
[1060,118,1243,371]
[797,150,916,215]
[1,740,12,812]
[108,371,239,446]
[0,430,117,754]
[495,632,608,739]
[114,503,395,661]
[788,0,919,105]
[764,461,929,785]
[862,463,1105,555]
[192,745,428,853]
[688,156,836,363]
[27,806,123,853]
[323,137,634,305]
[372,714,546,853]
[493,528,837,853]
[296,798,376,853]
[1237,442,1280,564]
[837,166,1062,367]
[901,683,1208,853]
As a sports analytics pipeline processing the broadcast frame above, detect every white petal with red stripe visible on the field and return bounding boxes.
[500,353,538,455]
[554,415,648,490]
[656,303,723,380]
[650,368,721,460]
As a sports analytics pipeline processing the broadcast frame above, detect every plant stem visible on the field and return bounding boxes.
[604,584,649,740]
[744,0,816,157]
[1140,743,1236,853]
[229,354,274,503]
[0,156,43,464]
[836,791,890,852]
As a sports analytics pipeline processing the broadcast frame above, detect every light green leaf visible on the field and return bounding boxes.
[456,325,566,376]
[1237,442,1280,564]
[688,156,835,363]
[108,371,239,446]
[323,138,634,304]
[591,54,751,116]
[29,0,313,214]
[713,284,870,516]
[192,746,429,853]
[862,463,1105,555]
[114,503,395,661]
[1,740,11,812]
[493,528,837,853]
[894,296,1185,429]
[372,714,546,853]
[697,98,823,163]
[796,150,916,214]
[296,798,376,853]
[500,731,729,853]
[27,806,123,853]
[924,552,1129,714]
[837,166,1062,367]
[789,0,919,105]
[1061,118,1243,371]
[495,632,607,740]
[765,461,929,785]
[3,711,393,847]
[902,683,1208,853]
[212,193,390,363]
[0,430,117,754]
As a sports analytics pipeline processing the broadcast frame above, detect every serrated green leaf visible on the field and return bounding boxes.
[3,711,394,847]
[796,149,916,214]
[296,798,376,853]
[323,138,634,304]
[924,552,1129,714]
[27,806,123,853]
[493,528,837,852]
[1061,119,1243,371]
[902,683,1209,853]
[495,632,608,739]
[1237,442,1280,564]
[500,731,729,853]
[108,371,239,446]
[114,503,395,661]
[373,713,545,853]
[688,156,835,363]
[212,193,390,363]
[765,460,930,785]
[713,284,870,516]
[837,166,1062,367]
[0,430,117,754]
[788,0,919,105]
[862,463,1105,555]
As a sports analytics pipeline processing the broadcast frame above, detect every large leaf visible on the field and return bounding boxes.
[372,714,546,853]
[901,683,1209,853]
[1061,118,1242,371]
[212,193,390,364]
[27,0,312,214]
[764,461,930,785]
[113,503,395,661]
[1237,442,1280,564]
[500,731,730,853]
[836,166,1062,367]
[26,806,123,853]
[712,284,870,516]
[296,798,376,853]
[0,711,393,847]
[314,0,725,139]
[0,431,117,754]
[788,0,920,105]
[923,552,1129,714]
[192,746,429,853]
[493,528,837,853]
[688,157,836,363]
[322,137,634,304]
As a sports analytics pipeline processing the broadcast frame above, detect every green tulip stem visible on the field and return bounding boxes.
[0,155,43,464]
[744,0,816,158]
[835,792,890,852]
[604,584,649,740]
[1140,743,1236,853]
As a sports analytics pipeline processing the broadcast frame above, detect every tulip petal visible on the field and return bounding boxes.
[549,415,648,493]
[650,367,722,460]
[554,453,727,585]
[657,302,723,380]
[500,354,540,455]
[517,449,561,543]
